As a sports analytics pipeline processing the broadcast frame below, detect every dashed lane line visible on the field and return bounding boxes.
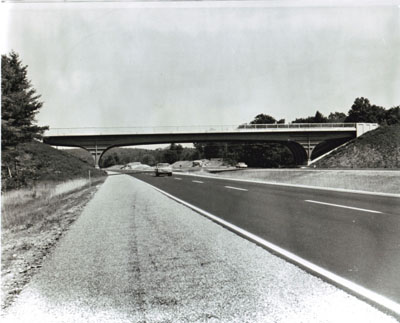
[175,173,400,198]
[192,180,204,184]
[129,176,400,317]
[225,186,248,192]
[305,200,382,214]
[174,178,182,180]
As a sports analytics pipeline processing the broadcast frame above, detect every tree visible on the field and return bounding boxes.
[327,112,347,123]
[384,106,400,125]
[142,154,156,166]
[169,143,183,158]
[293,111,327,123]
[1,51,48,149]
[101,153,120,168]
[345,97,386,124]
[203,142,223,159]
[314,111,328,123]
[181,148,200,161]
[250,114,276,124]
[162,150,179,164]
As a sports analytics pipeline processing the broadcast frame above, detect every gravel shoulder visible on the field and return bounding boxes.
[2,174,398,322]
[1,181,104,310]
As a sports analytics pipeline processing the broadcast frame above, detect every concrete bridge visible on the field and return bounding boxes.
[43,123,378,168]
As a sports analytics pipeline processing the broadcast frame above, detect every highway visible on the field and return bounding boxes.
[5,175,397,322]
[129,172,400,305]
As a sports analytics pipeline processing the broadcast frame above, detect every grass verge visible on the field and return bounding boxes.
[1,176,106,310]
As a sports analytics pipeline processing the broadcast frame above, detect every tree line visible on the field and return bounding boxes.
[100,144,200,168]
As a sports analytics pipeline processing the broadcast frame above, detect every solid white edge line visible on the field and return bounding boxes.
[305,200,382,214]
[131,176,400,317]
[225,186,248,192]
[174,172,400,198]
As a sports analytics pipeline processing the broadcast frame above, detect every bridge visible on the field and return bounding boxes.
[43,123,378,168]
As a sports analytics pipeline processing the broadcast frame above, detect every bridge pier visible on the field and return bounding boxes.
[294,137,321,165]
[90,151,103,169]
[286,137,351,166]
[83,143,107,168]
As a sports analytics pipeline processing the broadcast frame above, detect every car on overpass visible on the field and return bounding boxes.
[155,163,173,177]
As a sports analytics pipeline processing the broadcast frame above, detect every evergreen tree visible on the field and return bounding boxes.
[1,51,48,149]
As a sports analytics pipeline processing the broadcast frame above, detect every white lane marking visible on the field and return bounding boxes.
[130,177,400,316]
[175,173,400,198]
[174,178,182,180]
[225,186,248,192]
[192,180,204,184]
[305,200,382,214]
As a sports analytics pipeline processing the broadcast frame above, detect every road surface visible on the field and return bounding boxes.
[129,172,400,305]
[3,174,397,322]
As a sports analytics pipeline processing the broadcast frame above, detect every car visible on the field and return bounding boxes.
[155,163,173,176]
[235,162,248,168]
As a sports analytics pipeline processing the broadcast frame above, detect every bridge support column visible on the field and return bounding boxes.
[83,142,108,168]
[90,151,103,169]
[286,139,318,166]
[299,136,319,166]
[288,137,353,166]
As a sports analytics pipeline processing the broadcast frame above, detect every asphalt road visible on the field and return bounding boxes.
[129,172,400,304]
[7,175,397,322]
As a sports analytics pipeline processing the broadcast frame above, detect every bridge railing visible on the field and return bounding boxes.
[44,123,358,136]
[237,123,357,129]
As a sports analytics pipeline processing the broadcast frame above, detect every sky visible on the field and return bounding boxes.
[2,0,400,132]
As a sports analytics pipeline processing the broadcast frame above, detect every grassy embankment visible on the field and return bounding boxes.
[1,140,105,191]
[1,141,107,309]
[314,124,400,169]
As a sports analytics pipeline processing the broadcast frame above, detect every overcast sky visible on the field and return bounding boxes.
[2,1,400,130]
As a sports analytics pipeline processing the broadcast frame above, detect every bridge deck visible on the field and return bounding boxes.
[44,123,358,136]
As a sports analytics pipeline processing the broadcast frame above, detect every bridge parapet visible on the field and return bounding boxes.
[45,123,359,136]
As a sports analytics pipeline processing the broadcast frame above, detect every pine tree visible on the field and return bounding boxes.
[1,51,48,149]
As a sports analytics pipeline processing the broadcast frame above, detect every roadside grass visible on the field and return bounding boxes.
[207,169,400,194]
[1,176,106,309]
[1,177,104,230]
